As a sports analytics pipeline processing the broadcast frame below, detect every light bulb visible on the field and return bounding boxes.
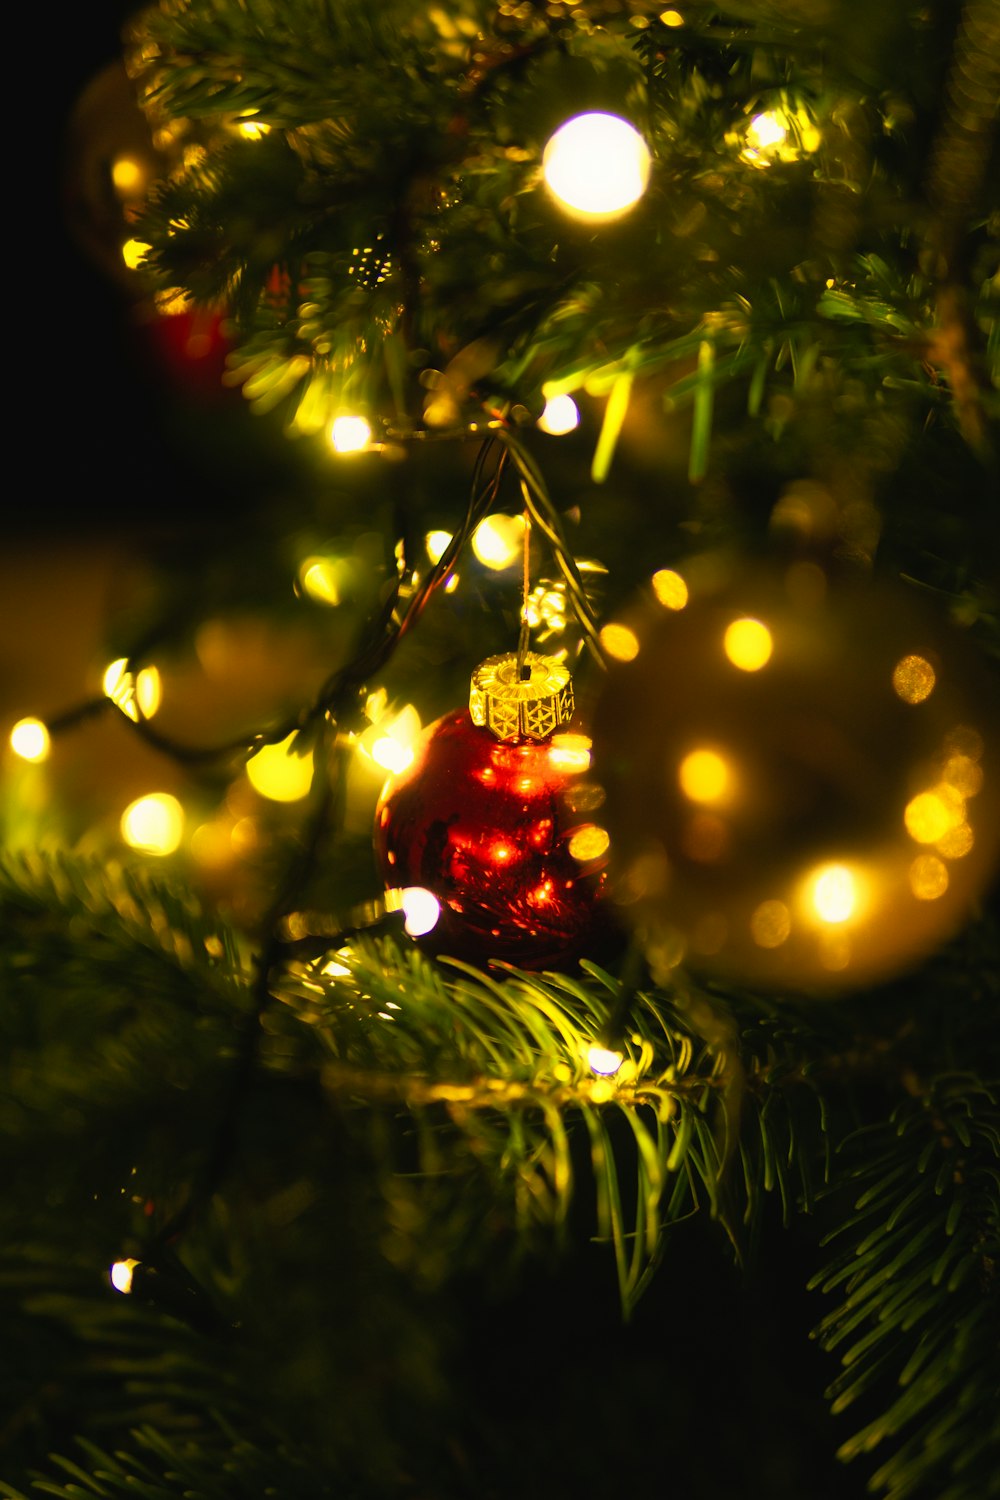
[10,717,50,762]
[330,415,372,453]
[543,113,651,220]
[538,393,580,436]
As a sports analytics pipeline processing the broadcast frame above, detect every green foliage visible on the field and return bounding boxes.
[811,1079,1000,1500]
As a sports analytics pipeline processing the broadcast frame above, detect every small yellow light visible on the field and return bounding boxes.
[599,623,640,661]
[472,514,525,570]
[121,793,184,855]
[678,748,729,803]
[386,886,441,937]
[542,112,651,220]
[651,569,688,610]
[330,415,372,453]
[299,558,341,605]
[941,755,983,798]
[909,854,949,901]
[425,530,453,565]
[904,787,964,844]
[548,733,592,773]
[537,393,580,436]
[10,717,50,762]
[246,734,314,802]
[568,825,610,861]
[810,864,856,925]
[937,821,974,859]
[359,705,422,775]
[135,667,161,719]
[371,737,415,774]
[237,118,270,139]
[111,156,144,195]
[322,949,353,978]
[747,111,788,152]
[659,8,684,25]
[588,1045,624,1077]
[892,655,936,704]
[110,1258,140,1294]
[121,238,150,271]
[724,617,772,671]
[750,899,791,949]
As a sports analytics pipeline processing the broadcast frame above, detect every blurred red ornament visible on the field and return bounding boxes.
[139,306,233,393]
[374,653,609,969]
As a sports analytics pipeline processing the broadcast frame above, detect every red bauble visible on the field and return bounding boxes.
[374,709,608,969]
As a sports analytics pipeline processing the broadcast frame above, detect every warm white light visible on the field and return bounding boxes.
[359,705,422,775]
[237,117,270,139]
[389,886,441,937]
[10,717,50,762]
[651,569,688,610]
[425,530,453,564]
[724,618,772,671]
[472,514,525,570]
[136,667,161,718]
[537,393,580,436]
[299,557,341,605]
[599,623,640,661]
[330,415,372,453]
[588,1045,623,1077]
[748,111,788,151]
[121,793,184,854]
[111,157,144,195]
[810,864,856,924]
[543,112,651,219]
[246,734,314,802]
[679,748,730,803]
[121,238,150,270]
[110,1258,140,1294]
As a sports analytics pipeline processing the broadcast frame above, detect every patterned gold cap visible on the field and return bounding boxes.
[469,652,574,742]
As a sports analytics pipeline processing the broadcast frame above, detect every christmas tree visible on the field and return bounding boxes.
[4,2,999,1496]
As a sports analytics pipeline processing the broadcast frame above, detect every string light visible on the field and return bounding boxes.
[723,618,772,671]
[9,717,50,762]
[357,705,422,775]
[537,393,580,436]
[472,514,524,570]
[587,1045,623,1076]
[110,1258,141,1294]
[542,113,651,219]
[329,415,372,453]
[121,238,150,271]
[246,734,315,802]
[386,885,441,936]
[121,794,184,855]
[808,863,857,925]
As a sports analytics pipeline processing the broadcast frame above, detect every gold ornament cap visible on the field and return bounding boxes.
[469,652,574,742]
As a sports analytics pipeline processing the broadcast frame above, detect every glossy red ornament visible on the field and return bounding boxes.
[374,709,608,968]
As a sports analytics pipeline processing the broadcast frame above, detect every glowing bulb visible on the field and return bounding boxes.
[893,655,936,704]
[679,748,730,803]
[299,557,341,605]
[472,514,525,569]
[651,569,688,610]
[659,9,684,25]
[909,855,949,901]
[599,623,640,661]
[750,899,791,949]
[543,112,651,219]
[246,734,314,802]
[360,705,421,775]
[110,1258,140,1294]
[135,667,161,718]
[330,415,372,453]
[121,238,150,271]
[809,864,856,925]
[237,118,270,139]
[549,733,593,773]
[121,794,184,855]
[386,886,441,937]
[588,1045,623,1077]
[537,393,580,436]
[424,530,453,564]
[747,111,788,151]
[724,617,772,671]
[10,717,50,762]
[568,825,610,861]
[904,787,964,844]
[111,157,144,195]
